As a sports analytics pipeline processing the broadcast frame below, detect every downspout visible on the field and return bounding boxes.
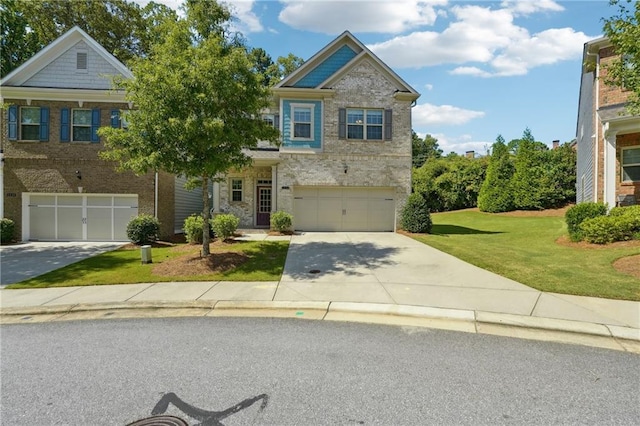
[587,50,599,202]
[0,148,4,219]
[154,172,159,218]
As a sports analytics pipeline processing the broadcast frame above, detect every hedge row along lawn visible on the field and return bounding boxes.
[410,210,640,301]
[7,240,289,289]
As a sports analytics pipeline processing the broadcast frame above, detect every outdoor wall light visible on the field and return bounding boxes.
[75,170,82,180]
[343,163,349,174]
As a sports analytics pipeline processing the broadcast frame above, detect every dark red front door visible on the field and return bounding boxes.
[256,186,271,227]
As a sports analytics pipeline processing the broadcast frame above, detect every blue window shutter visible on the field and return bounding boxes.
[338,108,346,139]
[91,108,100,142]
[384,109,392,140]
[60,108,70,142]
[8,105,18,140]
[39,107,49,141]
[111,109,120,128]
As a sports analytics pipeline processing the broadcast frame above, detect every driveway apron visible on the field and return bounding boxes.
[277,232,541,315]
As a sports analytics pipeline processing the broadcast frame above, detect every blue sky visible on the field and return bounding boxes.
[136,0,614,154]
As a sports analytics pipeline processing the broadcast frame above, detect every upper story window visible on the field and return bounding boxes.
[7,105,49,142]
[262,113,279,130]
[292,105,313,140]
[231,178,243,202]
[339,108,391,141]
[622,146,640,182]
[72,109,92,141]
[347,109,383,140]
[20,107,41,141]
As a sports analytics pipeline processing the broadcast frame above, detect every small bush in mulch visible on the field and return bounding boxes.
[127,214,160,245]
[1,218,15,244]
[270,211,293,232]
[565,202,607,242]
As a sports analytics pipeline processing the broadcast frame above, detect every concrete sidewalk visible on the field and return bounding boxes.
[1,232,639,352]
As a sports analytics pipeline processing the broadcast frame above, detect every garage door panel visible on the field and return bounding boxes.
[293,187,395,232]
[114,209,136,240]
[29,206,55,240]
[57,207,83,240]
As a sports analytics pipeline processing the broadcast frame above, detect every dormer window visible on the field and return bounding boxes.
[76,51,87,70]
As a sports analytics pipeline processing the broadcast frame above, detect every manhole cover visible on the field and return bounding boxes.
[127,415,188,426]
[309,269,321,274]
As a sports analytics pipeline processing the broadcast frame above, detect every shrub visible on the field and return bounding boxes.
[478,138,515,213]
[183,214,214,244]
[212,213,239,241]
[401,193,432,233]
[126,214,160,245]
[270,211,292,232]
[1,218,15,244]
[565,202,608,241]
[580,215,637,244]
[609,204,640,218]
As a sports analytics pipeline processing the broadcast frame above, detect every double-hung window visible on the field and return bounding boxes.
[20,107,41,141]
[231,179,243,202]
[292,106,312,139]
[347,108,383,140]
[622,146,640,182]
[72,109,92,141]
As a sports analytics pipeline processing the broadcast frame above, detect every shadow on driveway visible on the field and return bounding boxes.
[282,240,399,280]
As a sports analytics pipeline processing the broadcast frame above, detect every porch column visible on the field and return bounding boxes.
[271,165,277,212]
[212,181,220,213]
[603,125,617,209]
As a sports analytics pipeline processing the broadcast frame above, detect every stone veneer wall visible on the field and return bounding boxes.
[276,59,413,228]
[219,166,273,228]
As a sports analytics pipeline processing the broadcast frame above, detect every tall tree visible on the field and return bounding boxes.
[412,132,442,168]
[0,0,40,77]
[478,135,515,213]
[602,0,640,114]
[99,1,278,255]
[265,53,305,85]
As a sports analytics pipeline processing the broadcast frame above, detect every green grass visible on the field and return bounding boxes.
[411,210,640,301]
[7,240,289,289]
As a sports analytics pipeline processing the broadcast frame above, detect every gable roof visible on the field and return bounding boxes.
[274,31,419,99]
[1,26,132,87]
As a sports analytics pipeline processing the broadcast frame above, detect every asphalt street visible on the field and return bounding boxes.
[1,318,639,425]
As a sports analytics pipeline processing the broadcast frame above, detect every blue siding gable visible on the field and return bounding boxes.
[293,45,357,88]
[282,99,322,149]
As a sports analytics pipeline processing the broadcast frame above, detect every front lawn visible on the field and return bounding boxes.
[7,240,289,289]
[410,210,640,301]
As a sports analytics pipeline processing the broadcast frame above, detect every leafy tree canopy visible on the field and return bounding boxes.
[98,1,278,255]
[602,0,640,114]
[412,132,442,168]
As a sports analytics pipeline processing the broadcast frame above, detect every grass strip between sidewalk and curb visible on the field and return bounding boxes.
[6,240,289,288]
[409,210,640,301]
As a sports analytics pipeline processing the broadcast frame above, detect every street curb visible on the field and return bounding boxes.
[1,301,639,347]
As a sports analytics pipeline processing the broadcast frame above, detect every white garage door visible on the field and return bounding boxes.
[25,194,138,241]
[293,187,395,232]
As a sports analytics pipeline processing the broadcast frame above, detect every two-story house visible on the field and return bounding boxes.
[576,36,640,207]
[211,31,420,231]
[0,27,202,242]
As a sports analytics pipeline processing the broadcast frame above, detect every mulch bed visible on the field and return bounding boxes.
[613,255,640,279]
[152,251,249,276]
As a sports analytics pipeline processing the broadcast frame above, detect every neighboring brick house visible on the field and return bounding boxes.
[576,36,640,207]
[0,27,202,242]
[212,31,420,231]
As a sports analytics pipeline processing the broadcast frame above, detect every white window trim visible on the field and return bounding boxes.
[621,145,640,182]
[71,108,92,142]
[347,108,383,141]
[291,103,314,141]
[230,178,243,202]
[19,106,40,141]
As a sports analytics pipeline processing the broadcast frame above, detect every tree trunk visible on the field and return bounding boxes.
[201,175,211,256]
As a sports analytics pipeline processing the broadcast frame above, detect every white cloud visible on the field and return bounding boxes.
[500,0,564,15]
[278,0,448,34]
[426,133,492,155]
[369,3,594,76]
[225,1,263,33]
[412,103,485,126]
[424,83,433,90]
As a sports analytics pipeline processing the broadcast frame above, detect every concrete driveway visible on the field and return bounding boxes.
[278,232,543,315]
[0,242,123,286]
